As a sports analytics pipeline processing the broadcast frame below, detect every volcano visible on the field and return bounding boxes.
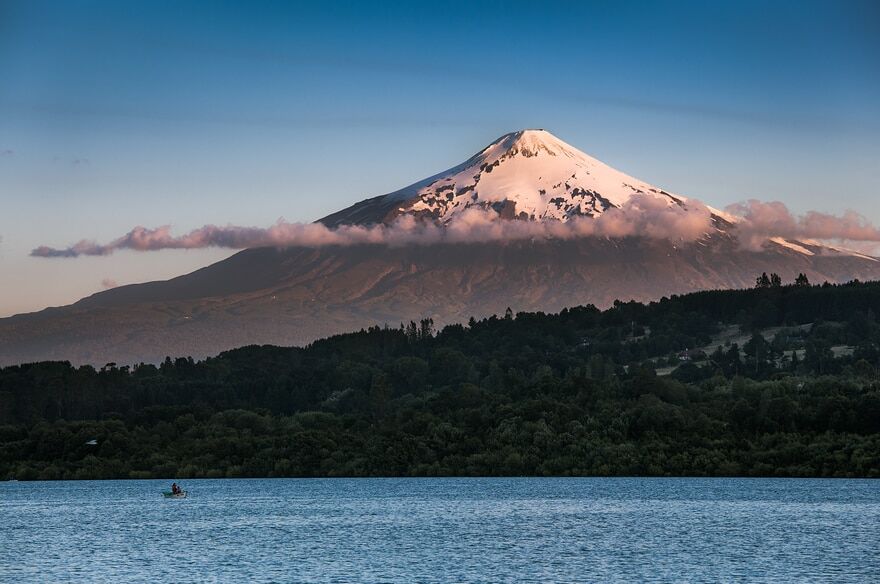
[320,129,734,229]
[2,129,878,366]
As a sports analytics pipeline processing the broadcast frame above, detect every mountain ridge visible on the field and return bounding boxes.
[320,129,733,228]
[2,129,880,365]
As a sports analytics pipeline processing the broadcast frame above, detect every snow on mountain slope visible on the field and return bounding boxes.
[320,129,879,262]
[321,129,733,227]
[3,128,880,365]
[768,237,815,256]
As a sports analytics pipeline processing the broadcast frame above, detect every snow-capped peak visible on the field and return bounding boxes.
[320,129,729,227]
[479,129,579,159]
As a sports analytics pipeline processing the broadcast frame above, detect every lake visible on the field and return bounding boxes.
[1,478,878,582]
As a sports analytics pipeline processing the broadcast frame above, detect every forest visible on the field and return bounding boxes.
[2,276,880,480]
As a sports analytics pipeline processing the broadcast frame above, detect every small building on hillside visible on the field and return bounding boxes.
[678,349,707,362]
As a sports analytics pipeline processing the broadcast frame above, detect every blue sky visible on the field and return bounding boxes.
[1,0,878,316]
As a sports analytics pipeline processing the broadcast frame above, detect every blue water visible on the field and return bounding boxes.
[1,478,878,582]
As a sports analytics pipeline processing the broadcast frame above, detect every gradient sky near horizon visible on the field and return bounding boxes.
[1,0,879,316]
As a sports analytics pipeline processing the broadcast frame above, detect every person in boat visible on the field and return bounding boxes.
[171,482,179,494]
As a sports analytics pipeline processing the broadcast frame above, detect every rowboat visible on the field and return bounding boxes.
[162,491,187,499]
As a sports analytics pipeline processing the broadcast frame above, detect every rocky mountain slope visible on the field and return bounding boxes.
[2,130,878,365]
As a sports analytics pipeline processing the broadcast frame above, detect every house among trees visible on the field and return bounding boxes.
[678,348,707,362]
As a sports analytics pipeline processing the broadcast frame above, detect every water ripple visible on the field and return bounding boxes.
[0,478,878,583]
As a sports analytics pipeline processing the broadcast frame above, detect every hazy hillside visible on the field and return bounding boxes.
[3,239,880,366]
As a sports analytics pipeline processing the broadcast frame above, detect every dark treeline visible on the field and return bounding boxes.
[2,279,880,480]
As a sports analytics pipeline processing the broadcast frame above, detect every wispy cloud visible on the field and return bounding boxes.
[30,199,715,258]
[725,200,880,250]
[31,198,880,259]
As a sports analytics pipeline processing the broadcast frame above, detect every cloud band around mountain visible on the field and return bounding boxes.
[30,198,713,257]
[725,200,880,250]
[30,199,880,258]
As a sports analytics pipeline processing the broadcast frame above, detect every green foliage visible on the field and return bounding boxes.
[2,280,880,479]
